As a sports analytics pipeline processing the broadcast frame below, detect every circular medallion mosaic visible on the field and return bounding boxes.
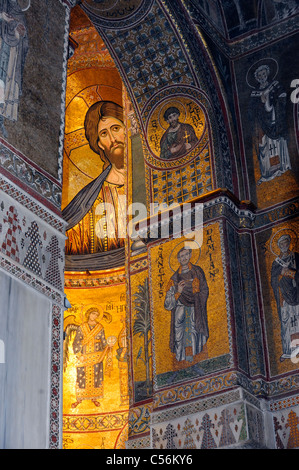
[146,95,207,168]
[82,0,154,28]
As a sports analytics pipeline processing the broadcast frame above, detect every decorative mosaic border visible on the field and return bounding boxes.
[203,194,255,226]
[152,370,299,412]
[126,434,151,449]
[225,222,249,374]
[0,186,66,294]
[0,254,63,305]
[203,194,299,231]
[64,270,126,288]
[238,231,266,377]
[255,198,299,229]
[126,384,275,447]
[0,142,62,213]
[270,394,299,412]
[57,0,72,183]
[133,187,299,247]
[153,371,238,409]
[151,388,242,425]
[237,371,299,399]
[129,256,148,274]
[0,174,66,233]
[136,191,257,245]
[241,388,265,411]
[150,385,270,449]
[63,411,129,433]
[81,0,155,31]
[128,401,153,438]
[49,304,64,449]
[219,219,234,367]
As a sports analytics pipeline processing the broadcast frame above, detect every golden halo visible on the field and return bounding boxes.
[270,228,298,257]
[158,99,187,131]
[84,305,104,322]
[169,239,201,272]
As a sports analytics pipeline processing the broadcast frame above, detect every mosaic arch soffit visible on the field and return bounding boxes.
[75,0,234,192]
[77,0,229,107]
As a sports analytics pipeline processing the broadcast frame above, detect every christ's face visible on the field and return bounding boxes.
[166,112,180,128]
[178,249,191,267]
[97,116,125,168]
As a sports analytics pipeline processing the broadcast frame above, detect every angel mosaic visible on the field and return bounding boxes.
[63,306,117,408]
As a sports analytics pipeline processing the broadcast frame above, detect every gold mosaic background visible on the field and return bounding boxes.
[149,223,230,378]
[257,219,299,377]
[63,277,129,449]
[62,68,123,209]
[146,97,206,160]
[252,144,298,210]
[129,267,153,389]
[144,95,214,208]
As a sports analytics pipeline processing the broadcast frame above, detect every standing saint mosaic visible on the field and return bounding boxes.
[64,306,115,409]
[164,242,209,363]
[247,58,291,185]
[270,229,299,362]
[0,0,29,137]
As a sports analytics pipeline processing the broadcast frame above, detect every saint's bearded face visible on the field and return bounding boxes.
[178,249,191,267]
[278,237,291,255]
[166,112,180,128]
[97,116,125,169]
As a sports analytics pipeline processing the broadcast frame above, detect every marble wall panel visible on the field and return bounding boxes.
[0,269,51,449]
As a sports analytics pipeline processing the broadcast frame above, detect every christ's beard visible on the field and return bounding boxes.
[108,143,124,169]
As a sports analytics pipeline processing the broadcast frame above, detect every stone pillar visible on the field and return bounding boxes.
[0,169,67,448]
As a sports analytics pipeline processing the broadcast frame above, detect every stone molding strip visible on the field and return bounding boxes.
[0,140,63,215]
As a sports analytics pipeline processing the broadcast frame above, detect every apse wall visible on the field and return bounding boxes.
[76,0,299,450]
